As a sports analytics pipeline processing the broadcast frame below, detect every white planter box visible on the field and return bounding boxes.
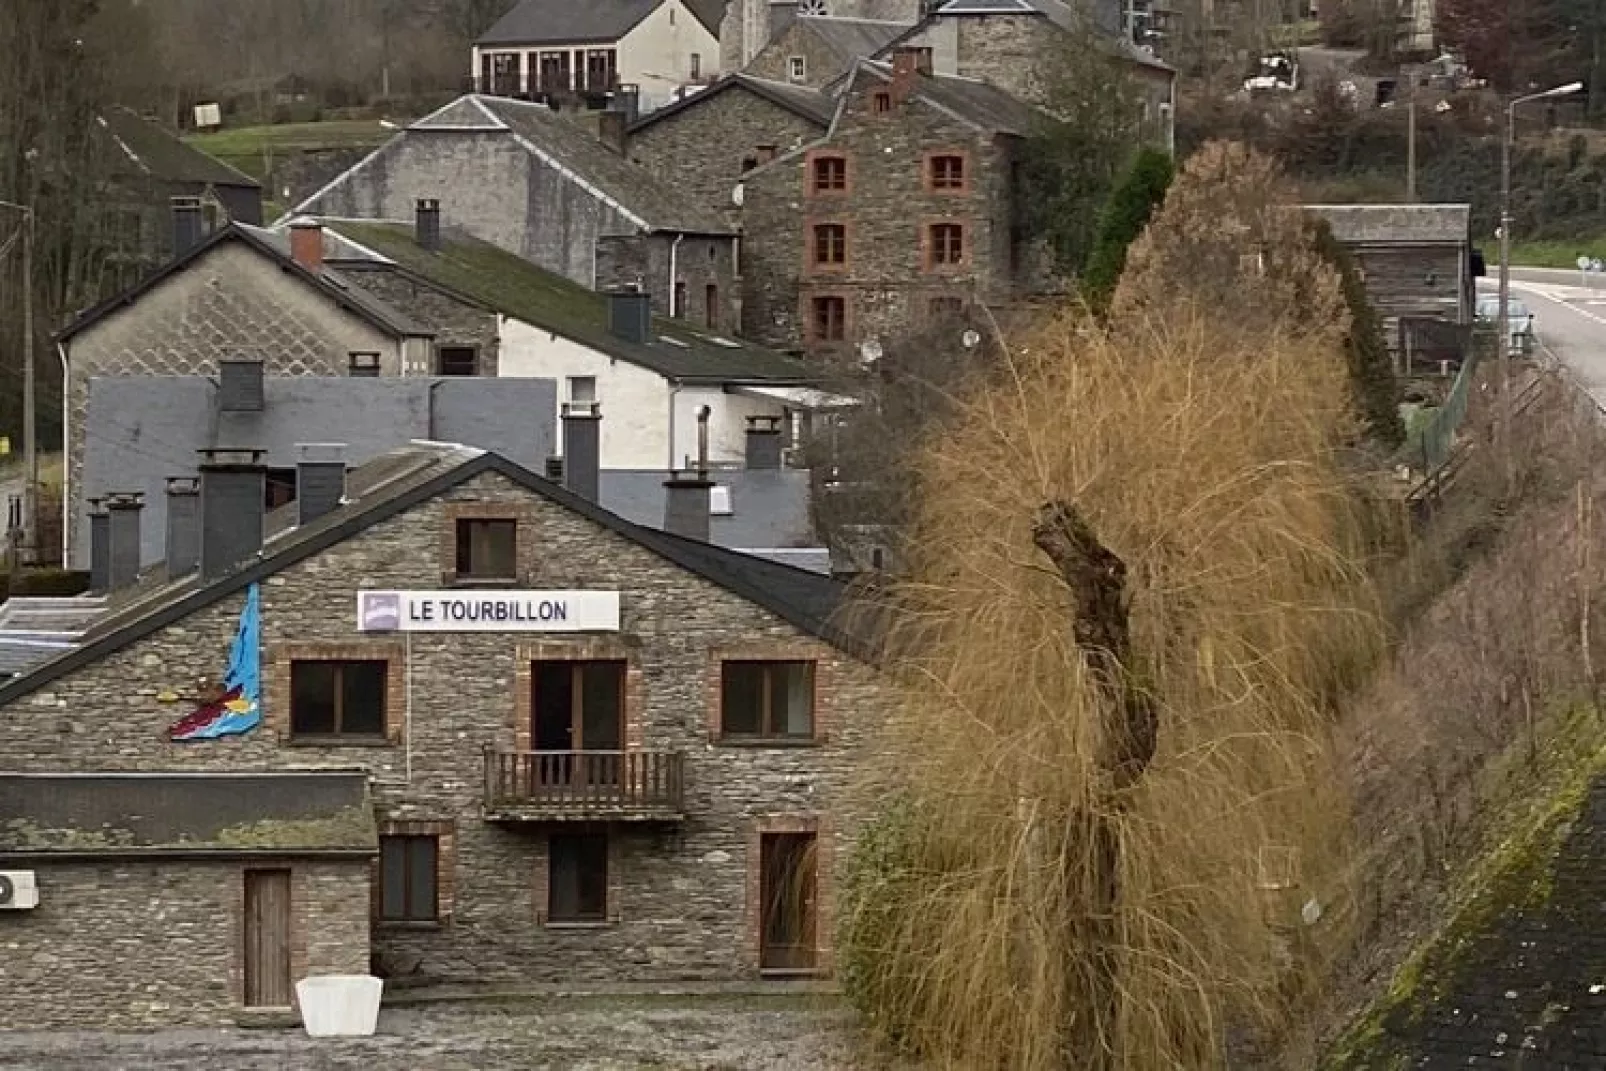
[296,974,384,1037]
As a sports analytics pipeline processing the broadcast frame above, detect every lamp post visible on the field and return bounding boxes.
[1499,81,1583,490]
[0,199,35,563]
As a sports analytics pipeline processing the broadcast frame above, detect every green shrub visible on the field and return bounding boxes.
[1081,147,1175,314]
[1310,217,1406,448]
[838,794,929,1048]
[0,568,92,601]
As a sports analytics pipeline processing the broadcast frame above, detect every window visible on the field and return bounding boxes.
[455,518,517,580]
[548,833,608,923]
[721,661,816,739]
[810,296,846,342]
[379,835,438,922]
[810,155,847,194]
[930,154,965,191]
[436,346,478,376]
[690,53,701,80]
[265,468,297,511]
[929,222,965,267]
[788,56,806,82]
[705,283,720,329]
[873,91,892,113]
[567,375,597,403]
[348,351,381,377]
[811,223,846,267]
[290,660,387,738]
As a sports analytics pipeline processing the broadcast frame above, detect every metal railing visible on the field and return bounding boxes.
[484,749,684,815]
[1402,346,1482,474]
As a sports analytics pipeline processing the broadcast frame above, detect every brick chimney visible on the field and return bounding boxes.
[889,47,931,105]
[289,220,323,272]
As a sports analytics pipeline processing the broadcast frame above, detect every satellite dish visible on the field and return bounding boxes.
[858,338,884,365]
[961,329,982,350]
[731,183,745,207]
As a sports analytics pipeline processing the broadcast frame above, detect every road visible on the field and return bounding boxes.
[1480,267,1606,408]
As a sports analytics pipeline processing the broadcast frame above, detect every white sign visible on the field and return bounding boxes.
[356,590,620,633]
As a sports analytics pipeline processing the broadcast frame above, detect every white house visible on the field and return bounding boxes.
[473,0,727,113]
[290,214,852,473]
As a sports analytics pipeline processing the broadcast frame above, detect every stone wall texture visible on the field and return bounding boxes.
[745,23,856,88]
[628,88,826,228]
[0,469,892,1017]
[64,240,401,561]
[0,859,368,1030]
[338,267,502,376]
[595,234,739,333]
[740,70,1021,353]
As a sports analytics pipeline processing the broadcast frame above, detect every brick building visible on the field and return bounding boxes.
[739,51,1042,353]
[0,436,888,1028]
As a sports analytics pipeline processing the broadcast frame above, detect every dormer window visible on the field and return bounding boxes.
[789,56,806,82]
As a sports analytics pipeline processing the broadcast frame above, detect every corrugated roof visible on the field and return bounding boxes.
[327,220,817,384]
[1306,204,1472,245]
[0,597,106,679]
[98,107,260,189]
[476,0,661,45]
[0,772,375,857]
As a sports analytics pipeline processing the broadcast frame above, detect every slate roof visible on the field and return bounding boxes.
[0,772,376,858]
[0,445,864,708]
[893,0,1174,74]
[324,220,818,384]
[857,61,1043,136]
[98,107,260,189]
[476,0,660,46]
[0,597,107,680]
[1305,204,1472,246]
[791,16,915,79]
[56,224,428,344]
[599,468,818,552]
[684,0,728,36]
[81,375,559,569]
[628,74,835,132]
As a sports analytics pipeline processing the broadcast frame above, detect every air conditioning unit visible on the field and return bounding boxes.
[0,870,39,910]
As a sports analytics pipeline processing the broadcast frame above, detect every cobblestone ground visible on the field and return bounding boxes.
[0,995,865,1071]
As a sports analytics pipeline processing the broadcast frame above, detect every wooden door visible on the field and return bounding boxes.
[532,661,625,791]
[760,833,818,971]
[243,869,293,1007]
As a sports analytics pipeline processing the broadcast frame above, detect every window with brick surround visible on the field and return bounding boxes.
[721,661,815,739]
[810,296,846,342]
[811,223,846,268]
[379,834,439,922]
[929,154,966,191]
[549,833,608,922]
[929,223,965,267]
[290,660,387,739]
[810,155,847,194]
[873,91,892,113]
[455,518,517,580]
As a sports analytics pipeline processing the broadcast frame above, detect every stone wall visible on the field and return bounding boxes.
[64,239,399,563]
[0,859,368,1029]
[0,469,890,993]
[740,70,1017,354]
[595,234,740,333]
[628,88,825,227]
[745,22,855,88]
[338,268,502,376]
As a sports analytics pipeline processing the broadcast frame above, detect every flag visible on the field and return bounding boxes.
[169,583,262,741]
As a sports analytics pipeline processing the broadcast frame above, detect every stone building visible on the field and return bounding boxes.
[290,94,737,318]
[744,14,913,87]
[739,51,1042,354]
[720,0,924,70]
[627,74,834,225]
[0,436,889,1028]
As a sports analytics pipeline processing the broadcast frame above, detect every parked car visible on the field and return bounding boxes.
[1243,51,1298,94]
[1475,295,1535,352]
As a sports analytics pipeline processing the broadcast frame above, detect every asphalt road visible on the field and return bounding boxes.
[1481,267,1606,408]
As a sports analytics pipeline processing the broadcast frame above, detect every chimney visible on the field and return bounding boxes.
[561,402,601,502]
[87,498,110,593]
[890,47,930,104]
[164,477,201,578]
[598,110,629,156]
[105,492,145,591]
[745,415,784,469]
[415,198,441,252]
[663,406,713,542]
[171,196,204,255]
[612,85,641,124]
[296,443,347,525]
[769,0,798,37]
[289,220,323,272]
[607,289,652,345]
[218,359,265,412]
[199,448,267,582]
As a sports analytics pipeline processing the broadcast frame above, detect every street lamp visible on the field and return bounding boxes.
[1498,80,1584,489]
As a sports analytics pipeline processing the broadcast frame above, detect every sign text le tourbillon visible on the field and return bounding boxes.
[356,590,621,633]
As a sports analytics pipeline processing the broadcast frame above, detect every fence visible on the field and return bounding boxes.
[1401,349,1480,475]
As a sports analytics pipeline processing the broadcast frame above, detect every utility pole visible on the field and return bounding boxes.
[1406,65,1417,202]
[20,206,33,566]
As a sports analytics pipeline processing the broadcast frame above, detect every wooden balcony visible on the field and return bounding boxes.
[484,750,685,822]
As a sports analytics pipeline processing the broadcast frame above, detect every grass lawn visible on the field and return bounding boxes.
[184,119,394,176]
[1508,236,1606,270]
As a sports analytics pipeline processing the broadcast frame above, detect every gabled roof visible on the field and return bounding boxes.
[476,0,661,46]
[856,60,1043,136]
[323,219,817,384]
[628,73,835,132]
[889,0,1174,74]
[0,772,375,858]
[0,445,864,708]
[786,15,915,78]
[98,107,260,189]
[684,0,728,36]
[1305,204,1472,246]
[55,223,429,345]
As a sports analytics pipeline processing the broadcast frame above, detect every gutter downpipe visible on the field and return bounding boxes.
[668,232,685,317]
[56,341,70,566]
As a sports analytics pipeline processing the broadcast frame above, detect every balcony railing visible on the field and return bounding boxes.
[484,749,685,821]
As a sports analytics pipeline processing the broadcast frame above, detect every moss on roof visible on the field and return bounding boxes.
[101,107,260,189]
[335,221,816,384]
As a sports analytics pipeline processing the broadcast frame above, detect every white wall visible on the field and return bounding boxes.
[496,318,785,470]
[620,0,721,111]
